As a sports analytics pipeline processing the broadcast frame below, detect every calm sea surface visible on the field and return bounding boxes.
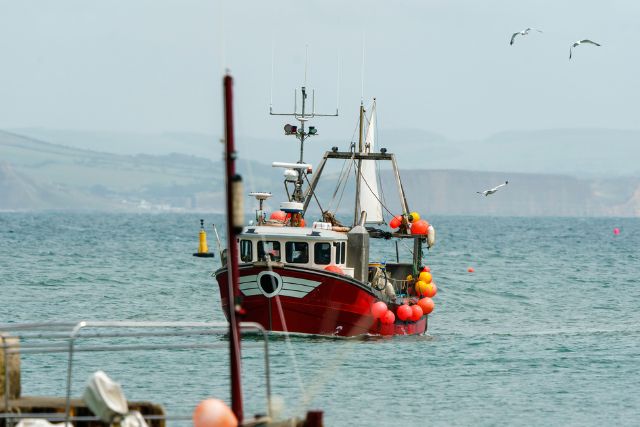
[1,213,639,426]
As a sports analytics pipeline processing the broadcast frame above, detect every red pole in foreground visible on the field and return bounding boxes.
[223,73,244,423]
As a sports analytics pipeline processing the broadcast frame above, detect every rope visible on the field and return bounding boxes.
[255,234,308,403]
[352,158,396,218]
[303,172,324,216]
[333,155,354,214]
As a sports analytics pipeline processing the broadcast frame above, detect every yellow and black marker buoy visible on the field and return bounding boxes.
[193,219,215,258]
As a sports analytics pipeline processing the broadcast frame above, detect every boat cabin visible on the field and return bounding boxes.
[237,225,354,277]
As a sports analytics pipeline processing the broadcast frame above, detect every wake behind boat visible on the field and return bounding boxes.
[215,84,439,338]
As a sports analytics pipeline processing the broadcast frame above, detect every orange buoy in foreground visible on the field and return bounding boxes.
[418,297,434,314]
[422,266,431,273]
[193,398,238,427]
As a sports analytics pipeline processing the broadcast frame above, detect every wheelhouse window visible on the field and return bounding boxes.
[333,241,346,265]
[285,242,309,264]
[257,240,281,261]
[240,239,253,262]
[314,242,331,265]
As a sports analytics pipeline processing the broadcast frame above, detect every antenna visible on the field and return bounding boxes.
[270,40,275,110]
[361,31,366,102]
[304,44,309,87]
[336,55,341,114]
[218,0,227,74]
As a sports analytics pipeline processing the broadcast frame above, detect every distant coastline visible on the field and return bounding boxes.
[2,129,640,216]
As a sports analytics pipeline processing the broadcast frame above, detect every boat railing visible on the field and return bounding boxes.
[0,321,272,426]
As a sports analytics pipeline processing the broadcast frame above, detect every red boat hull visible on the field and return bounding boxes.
[214,264,428,337]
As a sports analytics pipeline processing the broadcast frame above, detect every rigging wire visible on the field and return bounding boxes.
[256,233,308,402]
[303,172,324,216]
[333,155,354,215]
[352,157,395,218]
[326,158,349,213]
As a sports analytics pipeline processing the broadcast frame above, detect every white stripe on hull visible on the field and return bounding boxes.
[237,272,321,298]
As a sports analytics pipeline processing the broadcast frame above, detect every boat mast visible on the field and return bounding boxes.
[293,87,309,202]
[223,73,244,423]
[353,102,365,225]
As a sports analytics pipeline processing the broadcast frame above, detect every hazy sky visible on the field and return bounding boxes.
[1,0,639,145]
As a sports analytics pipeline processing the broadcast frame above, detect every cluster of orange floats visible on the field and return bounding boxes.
[388,211,430,235]
[371,266,437,324]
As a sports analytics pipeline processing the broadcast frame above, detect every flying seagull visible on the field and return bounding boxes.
[510,28,543,45]
[477,181,508,196]
[569,39,601,59]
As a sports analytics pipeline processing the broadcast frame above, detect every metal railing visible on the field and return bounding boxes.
[0,321,271,426]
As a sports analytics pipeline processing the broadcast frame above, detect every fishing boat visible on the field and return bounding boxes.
[214,82,439,338]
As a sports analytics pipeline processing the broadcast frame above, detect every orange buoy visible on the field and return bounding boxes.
[389,215,403,229]
[269,211,287,221]
[397,304,412,321]
[381,310,395,324]
[193,398,238,427]
[415,280,428,297]
[418,297,434,314]
[410,304,424,321]
[423,282,437,298]
[410,219,430,235]
[418,271,432,284]
[324,264,343,274]
[371,301,388,319]
[422,266,431,273]
[467,267,475,273]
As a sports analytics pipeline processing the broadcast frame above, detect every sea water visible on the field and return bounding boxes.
[1,213,639,426]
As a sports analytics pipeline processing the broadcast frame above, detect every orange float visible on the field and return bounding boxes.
[418,271,432,284]
[410,219,430,235]
[324,264,343,274]
[371,301,388,319]
[381,310,395,324]
[269,211,287,221]
[389,215,403,229]
[418,297,434,314]
[410,305,424,321]
[193,398,238,427]
[415,280,428,297]
[423,282,437,298]
[397,304,412,321]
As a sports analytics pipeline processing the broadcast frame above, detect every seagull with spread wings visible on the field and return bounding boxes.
[477,181,509,197]
[510,28,543,45]
[569,39,601,59]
